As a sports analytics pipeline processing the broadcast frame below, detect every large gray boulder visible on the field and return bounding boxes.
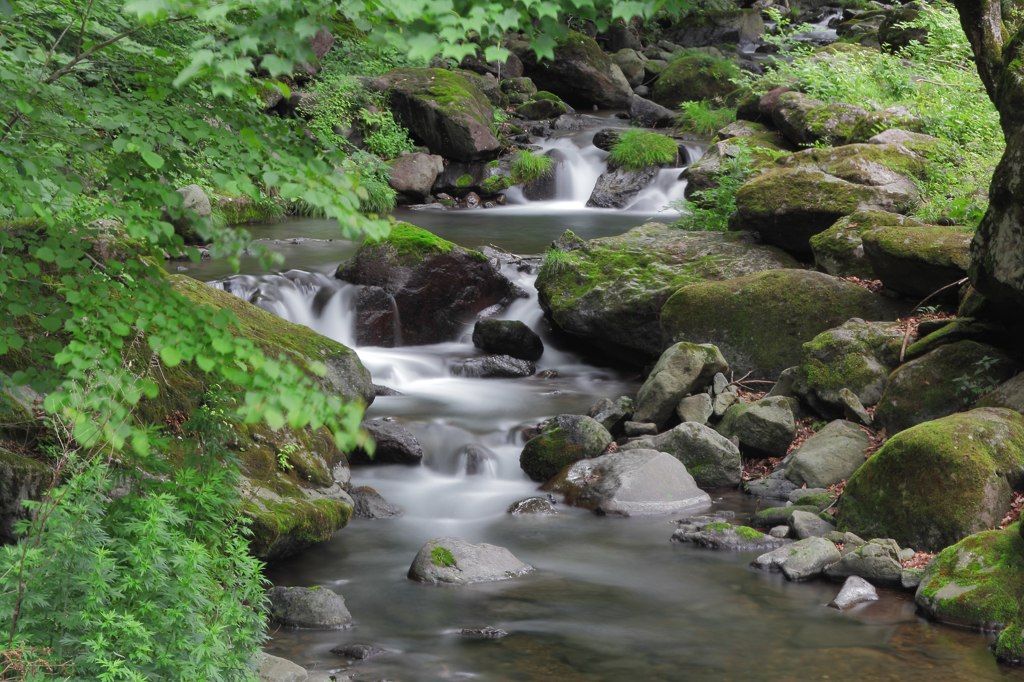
[861,224,972,299]
[810,210,927,279]
[628,94,678,128]
[621,422,742,488]
[336,223,518,346]
[784,420,869,489]
[717,396,798,458]
[830,576,879,610]
[536,224,795,361]
[408,537,534,585]
[374,68,500,161]
[661,269,906,378]
[519,414,613,483]
[472,319,543,361]
[771,92,868,147]
[752,537,841,581]
[388,153,444,201]
[789,510,836,539]
[633,342,729,428]
[824,538,905,585]
[587,166,660,208]
[267,586,353,629]
[348,418,423,465]
[516,31,633,108]
[544,449,711,516]
[450,355,536,378]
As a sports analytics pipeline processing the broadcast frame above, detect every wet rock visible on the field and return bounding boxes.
[353,285,399,347]
[388,153,445,202]
[743,473,798,500]
[267,586,353,629]
[256,652,311,682]
[628,94,677,128]
[672,520,788,551]
[676,393,714,425]
[349,418,424,465]
[772,91,867,147]
[829,576,879,610]
[472,319,543,361]
[408,537,534,585]
[499,76,537,104]
[634,342,729,428]
[612,48,645,87]
[717,396,798,458]
[330,643,387,660]
[661,270,905,378]
[839,388,873,426]
[751,505,820,528]
[350,485,403,519]
[824,538,904,585]
[587,165,660,208]
[840,408,1024,551]
[753,536,842,581]
[516,31,633,108]
[507,496,558,515]
[457,443,495,475]
[623,421,659,437]
[337,223,519,346]
[544,449,712,516]
[588,396,634,435]
[789,510,836,539]
[519,414,613,483]
[459,626,510,639]
[784,420,869,489]
[450,355,536,378]
[621,421,742,488]
[769,525,790,539]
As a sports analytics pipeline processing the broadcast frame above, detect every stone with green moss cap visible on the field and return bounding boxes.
[915,524,1024,664]
[840,408,1024,551]
[633,342,728,428]
[771,91,868,147]
[661,269,905,379]
[535,224,796,362]
[732,144,926,258]
[336,222,518,346]
[810,209,926,279]
[519,414,612,483]
[651,50,739,109]
[861,224,972,299]
[515,31,632,108]
[374,68,500,161]
[874,340,1019,435]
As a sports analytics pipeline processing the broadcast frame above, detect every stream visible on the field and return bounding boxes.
[179,124,1021,681]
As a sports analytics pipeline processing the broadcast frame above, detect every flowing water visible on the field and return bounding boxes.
[183,129,1023,681]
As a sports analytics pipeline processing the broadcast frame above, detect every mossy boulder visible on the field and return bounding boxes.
[519,414,612,483]
[793,318,904,415]
[915,524,1024,663]
[621,421,742,489]
[650,50,739,109]
[660,269,905,378]
[535,223,796,362]
[840,408,1024,551]
[810,210,926,278]
[784,420,870,489]
[732,144,925,258]
[375,68,500,161]
[771,92,868,147]
[861,225,972,299]
[633,342,728,428]
[683,127,788,205]
[0,447,51,544]
[978,373,1024,413]
[517,31,632,108]
[336,222,518,346]
[717,396,798,458]
[515,90,572,120]
[874,340,1019,435]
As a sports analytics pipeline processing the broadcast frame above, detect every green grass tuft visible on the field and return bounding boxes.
[608,129,679,171]
[510,150,554,184]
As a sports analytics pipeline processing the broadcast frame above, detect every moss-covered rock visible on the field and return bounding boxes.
[861,225,972,299]
[651,50,739,109]
[771,92,867,147]
[905,318,1007,360]
[633,342,729,428]
[517,31,632,108]
[874,340,1019,435]
[717,396,798,457]
[683,124,788,205]
[733,144,926,257]
[810,209,926,278]
[515,91,571,120]
[519,414,612,483]
[535,223,796,362]
[660,269,905,378]
[375,68,500,161]
[840,408,1024,551]
[915,524,1024,663]
[336,222,518,346]
[793,319,904,414]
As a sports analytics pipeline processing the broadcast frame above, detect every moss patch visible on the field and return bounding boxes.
[652,50,739,108]
[840,408,1024,551]
[366,221,456,262]
[246,496,352,560]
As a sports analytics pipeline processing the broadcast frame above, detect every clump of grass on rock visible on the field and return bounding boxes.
[608,129,679,171]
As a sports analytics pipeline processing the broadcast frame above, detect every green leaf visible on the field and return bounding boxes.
[34,246,56,262]
[14,99,33,115]
[159,346,182,367]
[264,407,285,430]
[140,149,165,170]
[261,55,293,78]
[195,354,215,372]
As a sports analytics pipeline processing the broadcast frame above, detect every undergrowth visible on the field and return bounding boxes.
[673,141,756,231]
[677,100,737,137]
[510,150,554,184]
[608,129,679,171]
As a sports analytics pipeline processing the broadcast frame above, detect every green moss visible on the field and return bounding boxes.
[652,50,739,108]
[455,174,475,189]
[246,496,352,559]
[735,525,765,541]
[533,90,563,102]
[386,67,495,131]
[481,175,511,194]
[791,492,835,511]
[916,524,1024,662]
[751,505,819,527]
[861,225,971,268]
[370,221,456,260]
[703,522,732,533]
[213,194,285,226]
[840,408,1024,550]
[608,129,680,171]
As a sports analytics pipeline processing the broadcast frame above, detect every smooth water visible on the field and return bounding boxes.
[191,143,1023,681]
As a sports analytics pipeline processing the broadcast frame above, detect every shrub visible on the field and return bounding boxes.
[510,150,554,184]
[608,129,680,171]
[674,141,756,231]
[677,100,737,137]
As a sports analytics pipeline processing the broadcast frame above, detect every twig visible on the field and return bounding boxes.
[899,277,968,362]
